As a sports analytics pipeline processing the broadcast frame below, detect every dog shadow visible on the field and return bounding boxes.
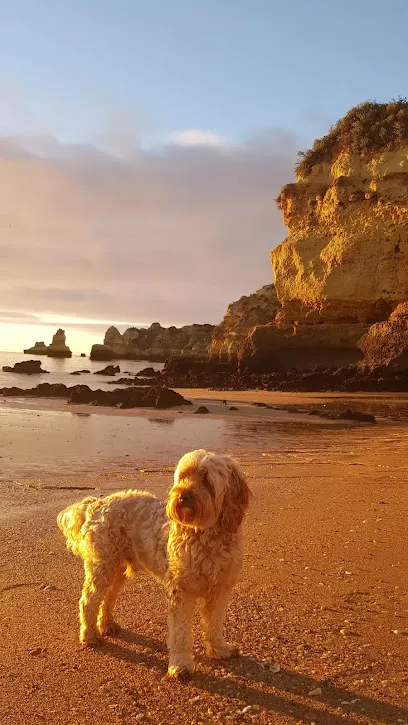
[94,630,407,725]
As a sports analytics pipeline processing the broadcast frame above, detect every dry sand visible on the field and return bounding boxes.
[1,391,408,724]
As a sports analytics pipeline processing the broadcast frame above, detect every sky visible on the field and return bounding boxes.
[0,0,407,352]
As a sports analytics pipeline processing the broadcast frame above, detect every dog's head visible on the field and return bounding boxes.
[166,449,251,532]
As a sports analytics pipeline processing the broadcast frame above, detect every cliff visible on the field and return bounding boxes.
[209,285,280,363]
[240,101,408,371]
[90,322,215,361]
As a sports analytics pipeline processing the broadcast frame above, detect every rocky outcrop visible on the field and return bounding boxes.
[359,302,408,371]
[3,360,49,374]
[23,341,48,355]
[209,285,280,363]
[239,322,368,372]
[94,365,120,376]
[91,322,215,361]
[47,329,72,358]
[0,382,192,409]
[238,101,408,372]
[24,330,72,358]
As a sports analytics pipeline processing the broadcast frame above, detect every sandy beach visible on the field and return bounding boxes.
[1,391,408,724]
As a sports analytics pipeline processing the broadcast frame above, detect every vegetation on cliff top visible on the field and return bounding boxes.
[295,99,408,178]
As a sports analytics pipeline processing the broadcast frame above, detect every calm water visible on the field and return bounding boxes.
[0,351,164,391]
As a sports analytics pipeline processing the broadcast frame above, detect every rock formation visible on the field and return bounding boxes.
[24,330,72,358]
[23,341,48,355]
[358,302,408,371]
[239,100,408,371]
[0,382,192,409]
[209,285,280,363]
[47,329,72,358]
[91,322,214,361]
[3,360,49,374]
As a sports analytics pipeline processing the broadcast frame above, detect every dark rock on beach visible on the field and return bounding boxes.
[2,360,50,375]
[138,367,161,377]
[94,365,120,376]
[0,382,191,410]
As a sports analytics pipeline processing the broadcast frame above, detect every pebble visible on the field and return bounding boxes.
[240,705,251,714]
[308,687,322,696]
[42,584,57,591]
[189,696,201,703]
[270,664,281,673]
[392,629,406,635]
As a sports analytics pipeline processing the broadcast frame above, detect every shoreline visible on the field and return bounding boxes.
[1,389,375,487]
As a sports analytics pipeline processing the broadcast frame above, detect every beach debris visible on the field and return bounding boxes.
[28,647,47,656]
[229,406,239,411]
[308,687,322,696]
[42,584,57,592]
[341,699,360,705]
[189,695,201,703]
[392,629,407,635]
[194,406,210,414]
[240,705,252,714]
[269,664,281,673]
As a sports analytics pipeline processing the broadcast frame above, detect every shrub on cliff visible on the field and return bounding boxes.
[295,99,408,178]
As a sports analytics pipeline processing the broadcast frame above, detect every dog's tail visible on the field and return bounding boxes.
[57,496,98,557]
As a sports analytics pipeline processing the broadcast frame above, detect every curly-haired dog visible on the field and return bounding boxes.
[57,449,251,681]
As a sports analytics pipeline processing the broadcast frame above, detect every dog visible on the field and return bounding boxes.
[57,449,251,681]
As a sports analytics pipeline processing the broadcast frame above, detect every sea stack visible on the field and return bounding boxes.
[46,329,72,358]
[23,341,49,355]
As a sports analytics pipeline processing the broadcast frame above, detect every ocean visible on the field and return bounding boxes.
[0,351,164,391]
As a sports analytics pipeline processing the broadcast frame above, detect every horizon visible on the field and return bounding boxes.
[0,0,407,351]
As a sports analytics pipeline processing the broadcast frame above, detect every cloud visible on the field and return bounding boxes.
[167,129,227,148]
[0,125,298,328]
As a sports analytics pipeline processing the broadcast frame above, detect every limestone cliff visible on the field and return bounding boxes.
[240,101,408,371]
[209,285,280,363]
[273,101,408,326]
[91,322,214,361]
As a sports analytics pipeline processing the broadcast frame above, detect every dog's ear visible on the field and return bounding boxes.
[219,461,251,533]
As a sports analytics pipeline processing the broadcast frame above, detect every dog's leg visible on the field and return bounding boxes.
[79,560,115,647]
[97,563,128,637]
[200,588,239,659]
[166,589,196,681]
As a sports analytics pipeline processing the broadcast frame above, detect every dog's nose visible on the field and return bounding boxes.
[179,490,193,505]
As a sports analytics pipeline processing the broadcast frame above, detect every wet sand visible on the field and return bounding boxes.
[1,391,408,723]
[0,392,370,484]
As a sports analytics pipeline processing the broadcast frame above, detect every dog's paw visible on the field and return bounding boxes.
[163,665,193,683]
[208,643,240,660]
[80,633,104,649]
[101,621,122,637]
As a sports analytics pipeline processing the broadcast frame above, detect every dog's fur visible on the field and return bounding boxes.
[57,449,251,680]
